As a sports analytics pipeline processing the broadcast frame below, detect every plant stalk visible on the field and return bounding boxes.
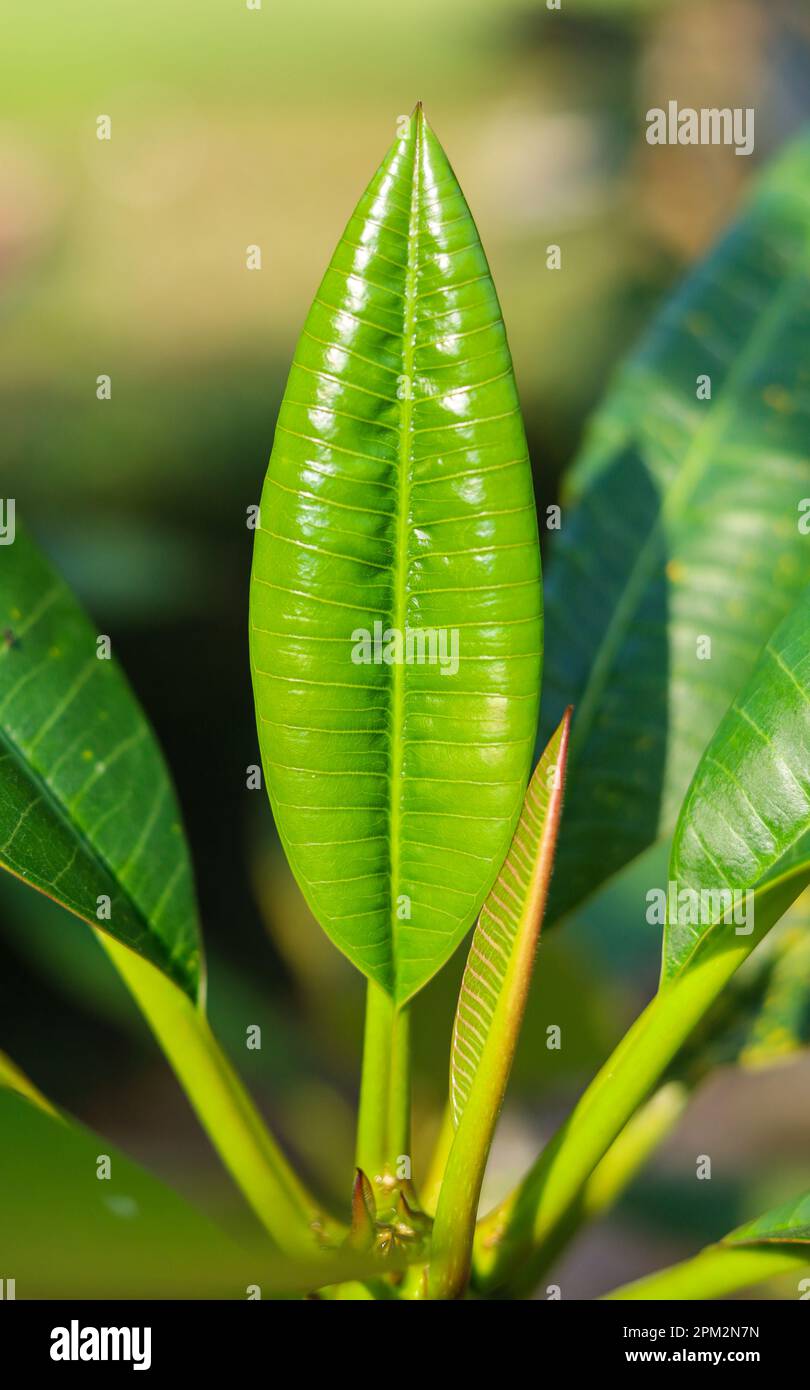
[581,1078,690,1222]
[97,932,333,1257]
[355,980,411,1185]
[474,940,753,1295]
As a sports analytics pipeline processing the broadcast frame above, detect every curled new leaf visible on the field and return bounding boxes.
[250,106,542,1005]
[429,710,571,1298]
[450,708,572,1130]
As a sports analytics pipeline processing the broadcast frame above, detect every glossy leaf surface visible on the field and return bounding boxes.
[0,528,201,998]
[540,135,810,923]
[664,587,810,983]
[250,107,542,1004]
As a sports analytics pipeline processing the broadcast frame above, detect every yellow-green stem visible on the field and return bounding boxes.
[97,932,332,1257]
[474,941,752,1295]
[516,1079,694,1288]
[356,980,411,1185]
[582,1079,690,1221]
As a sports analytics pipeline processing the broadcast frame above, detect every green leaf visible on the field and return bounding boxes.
[0,1088,418,1298]
[724,1189,810,1247]
[250,106,542,1005]
[664,585,810,984]
[429,711,570,1299]
[0,526,201,998]
[0,1089,253,1298]
[671,897,810,1076]
[606,1189,810,1300]
[540,133,810,924]
[738,917,810,1067]
[0,1046,58,1118]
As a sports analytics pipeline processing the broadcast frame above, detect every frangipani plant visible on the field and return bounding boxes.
[2,107,810,1300]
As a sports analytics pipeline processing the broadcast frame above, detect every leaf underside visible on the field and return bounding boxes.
[250,107,542,1004]
[0,528,201,998]
[665,586,810,983]
[450,709,571,1129]
[540,134,810,925]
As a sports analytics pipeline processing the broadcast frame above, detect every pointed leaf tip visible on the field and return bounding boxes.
[348,1168,376,1251]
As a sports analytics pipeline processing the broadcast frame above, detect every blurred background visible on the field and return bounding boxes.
[2,0,810,1296]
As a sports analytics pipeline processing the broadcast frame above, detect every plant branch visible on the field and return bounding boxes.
[97,932,336,1256]
[581,1078,690,1223]
[473,940,752,1296]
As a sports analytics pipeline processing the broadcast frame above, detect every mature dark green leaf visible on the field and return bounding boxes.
[664,587,810,984]
[0,527,201,998]
[250,106,542,1004]
[540,134,810,923]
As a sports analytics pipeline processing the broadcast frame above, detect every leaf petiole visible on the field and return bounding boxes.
[355,981,411,1197]
[97,931,339,1257]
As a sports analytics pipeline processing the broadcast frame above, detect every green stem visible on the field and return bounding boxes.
[581,1078,690,1222]
[512,1079,693,1289]
[605,1243,810,1300]
[474,941,750,1295]
[355,980,411,1183]
[97,932,334,1257]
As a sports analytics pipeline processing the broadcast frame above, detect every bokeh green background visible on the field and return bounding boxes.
[2,0,810,1296]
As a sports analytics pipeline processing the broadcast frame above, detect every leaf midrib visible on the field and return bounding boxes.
[387,113,422,995]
